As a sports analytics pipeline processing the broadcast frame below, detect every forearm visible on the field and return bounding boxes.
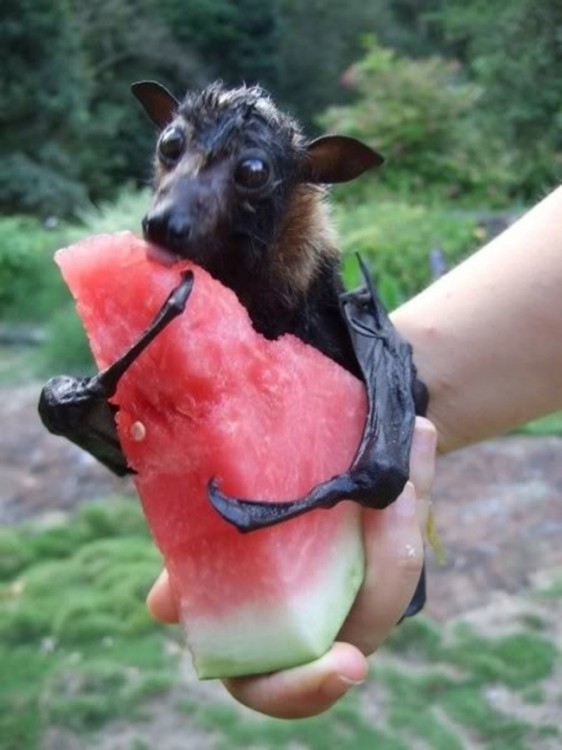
[392,186,562,454]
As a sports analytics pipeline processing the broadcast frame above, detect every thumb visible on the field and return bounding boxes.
[224,642,368,719]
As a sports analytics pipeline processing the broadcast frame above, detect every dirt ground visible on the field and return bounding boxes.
[3,380,562,623]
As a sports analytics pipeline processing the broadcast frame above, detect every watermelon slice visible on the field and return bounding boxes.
[55,232,368,679]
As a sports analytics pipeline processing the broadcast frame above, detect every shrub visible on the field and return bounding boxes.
[0,216,69,320]
[40,303,94,373]
[36,187,151,371]
[65,186,151,242]
[0,188,150,370]
[335,199,482,305]
[322,38,515,206]
[0,155,88,219]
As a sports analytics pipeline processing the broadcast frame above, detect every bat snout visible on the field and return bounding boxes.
[143,210,193,255]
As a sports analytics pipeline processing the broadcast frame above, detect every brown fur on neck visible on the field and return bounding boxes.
[270,184,339,299]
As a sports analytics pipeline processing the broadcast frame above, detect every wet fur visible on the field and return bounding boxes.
[141,82,375,376]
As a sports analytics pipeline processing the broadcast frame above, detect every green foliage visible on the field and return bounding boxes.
[40,303,94,374]
[440,0,562,198]
[159,0,281,90]
[70,0,205,200]
[66,187,150,240]
[513,410,562,437]
[0,0,203,217]
[191,694,410,750]
[36,188,150,372]
[275,1,390,127]
[336,200,481,304]
[0,216,68,320]
[322,38,514,204]
[3,0,560,215]
[1,499,560,749]
[0,499,174,748]
[446,624,557,689]
[375,0,446,58]
[0,189,149,371]
[0,155,89,218]
[0,500,150,582]
[0,0,89,216]
[383,614,443,658]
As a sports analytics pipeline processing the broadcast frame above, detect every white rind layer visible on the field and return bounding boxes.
[179,506,365,679]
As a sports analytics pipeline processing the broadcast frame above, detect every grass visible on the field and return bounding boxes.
[0,499,176,750]
[1,500,560,749]
[514,411,562,437]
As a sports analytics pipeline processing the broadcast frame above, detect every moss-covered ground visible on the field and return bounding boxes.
[1,499,560,750]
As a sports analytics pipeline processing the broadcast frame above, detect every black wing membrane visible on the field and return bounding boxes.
[38,271,195,474]
[208,257,428,532]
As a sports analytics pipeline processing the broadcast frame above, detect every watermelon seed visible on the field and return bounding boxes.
[130,421,147,442]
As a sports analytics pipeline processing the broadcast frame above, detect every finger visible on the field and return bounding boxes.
[338,419,437,653]
[223,642,368,719]
[146,569,180,623]
[409,416,438,515]
[337,482,425,654]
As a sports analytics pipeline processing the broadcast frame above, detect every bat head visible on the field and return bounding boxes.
[132,80,383,284]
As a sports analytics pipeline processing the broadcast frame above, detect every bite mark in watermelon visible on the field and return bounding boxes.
[56,231,369,679]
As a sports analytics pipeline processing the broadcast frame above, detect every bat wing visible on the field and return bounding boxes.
[208,256,428,531]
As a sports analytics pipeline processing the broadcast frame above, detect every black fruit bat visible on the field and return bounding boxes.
[39,81,429,616]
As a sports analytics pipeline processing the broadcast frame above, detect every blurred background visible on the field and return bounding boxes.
[1,1,562,748]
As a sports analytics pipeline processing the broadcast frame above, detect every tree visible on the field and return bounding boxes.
[159,0,281,91]
[441,0,562,197]
[321,38,514,203]
[72,0,206,200]
[0,0,207,215]
[0,0,90,215]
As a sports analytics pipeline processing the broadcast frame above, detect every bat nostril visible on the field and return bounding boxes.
[167,217,191,248]
[143,212,191,253]
[143,214,167,245]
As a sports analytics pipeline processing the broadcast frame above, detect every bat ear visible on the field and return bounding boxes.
[303,135,384,184]
[131,81,179,129]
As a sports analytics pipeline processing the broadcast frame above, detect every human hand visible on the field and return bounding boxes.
[147,416,437,719]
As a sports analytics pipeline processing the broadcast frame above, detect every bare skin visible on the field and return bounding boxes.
[394,184,562,453]
[149,185,562,718]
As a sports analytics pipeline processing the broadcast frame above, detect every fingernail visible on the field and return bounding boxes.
[391,483,417,519]
[321,674,365,701]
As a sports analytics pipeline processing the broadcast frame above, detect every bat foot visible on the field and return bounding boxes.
[38,271,194,477]
[38,375,105,436]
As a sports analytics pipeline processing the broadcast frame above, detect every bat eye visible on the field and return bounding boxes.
[158,127,185,164]
[234,157,271,191]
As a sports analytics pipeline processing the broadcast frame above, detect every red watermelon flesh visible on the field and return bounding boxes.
[56,231,367,679]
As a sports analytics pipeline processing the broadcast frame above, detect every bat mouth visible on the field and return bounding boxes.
[146,240,213,269]
[145,242,183,267]
[142,212,206,266]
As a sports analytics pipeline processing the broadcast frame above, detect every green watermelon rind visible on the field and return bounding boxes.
[184,507,365,679]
